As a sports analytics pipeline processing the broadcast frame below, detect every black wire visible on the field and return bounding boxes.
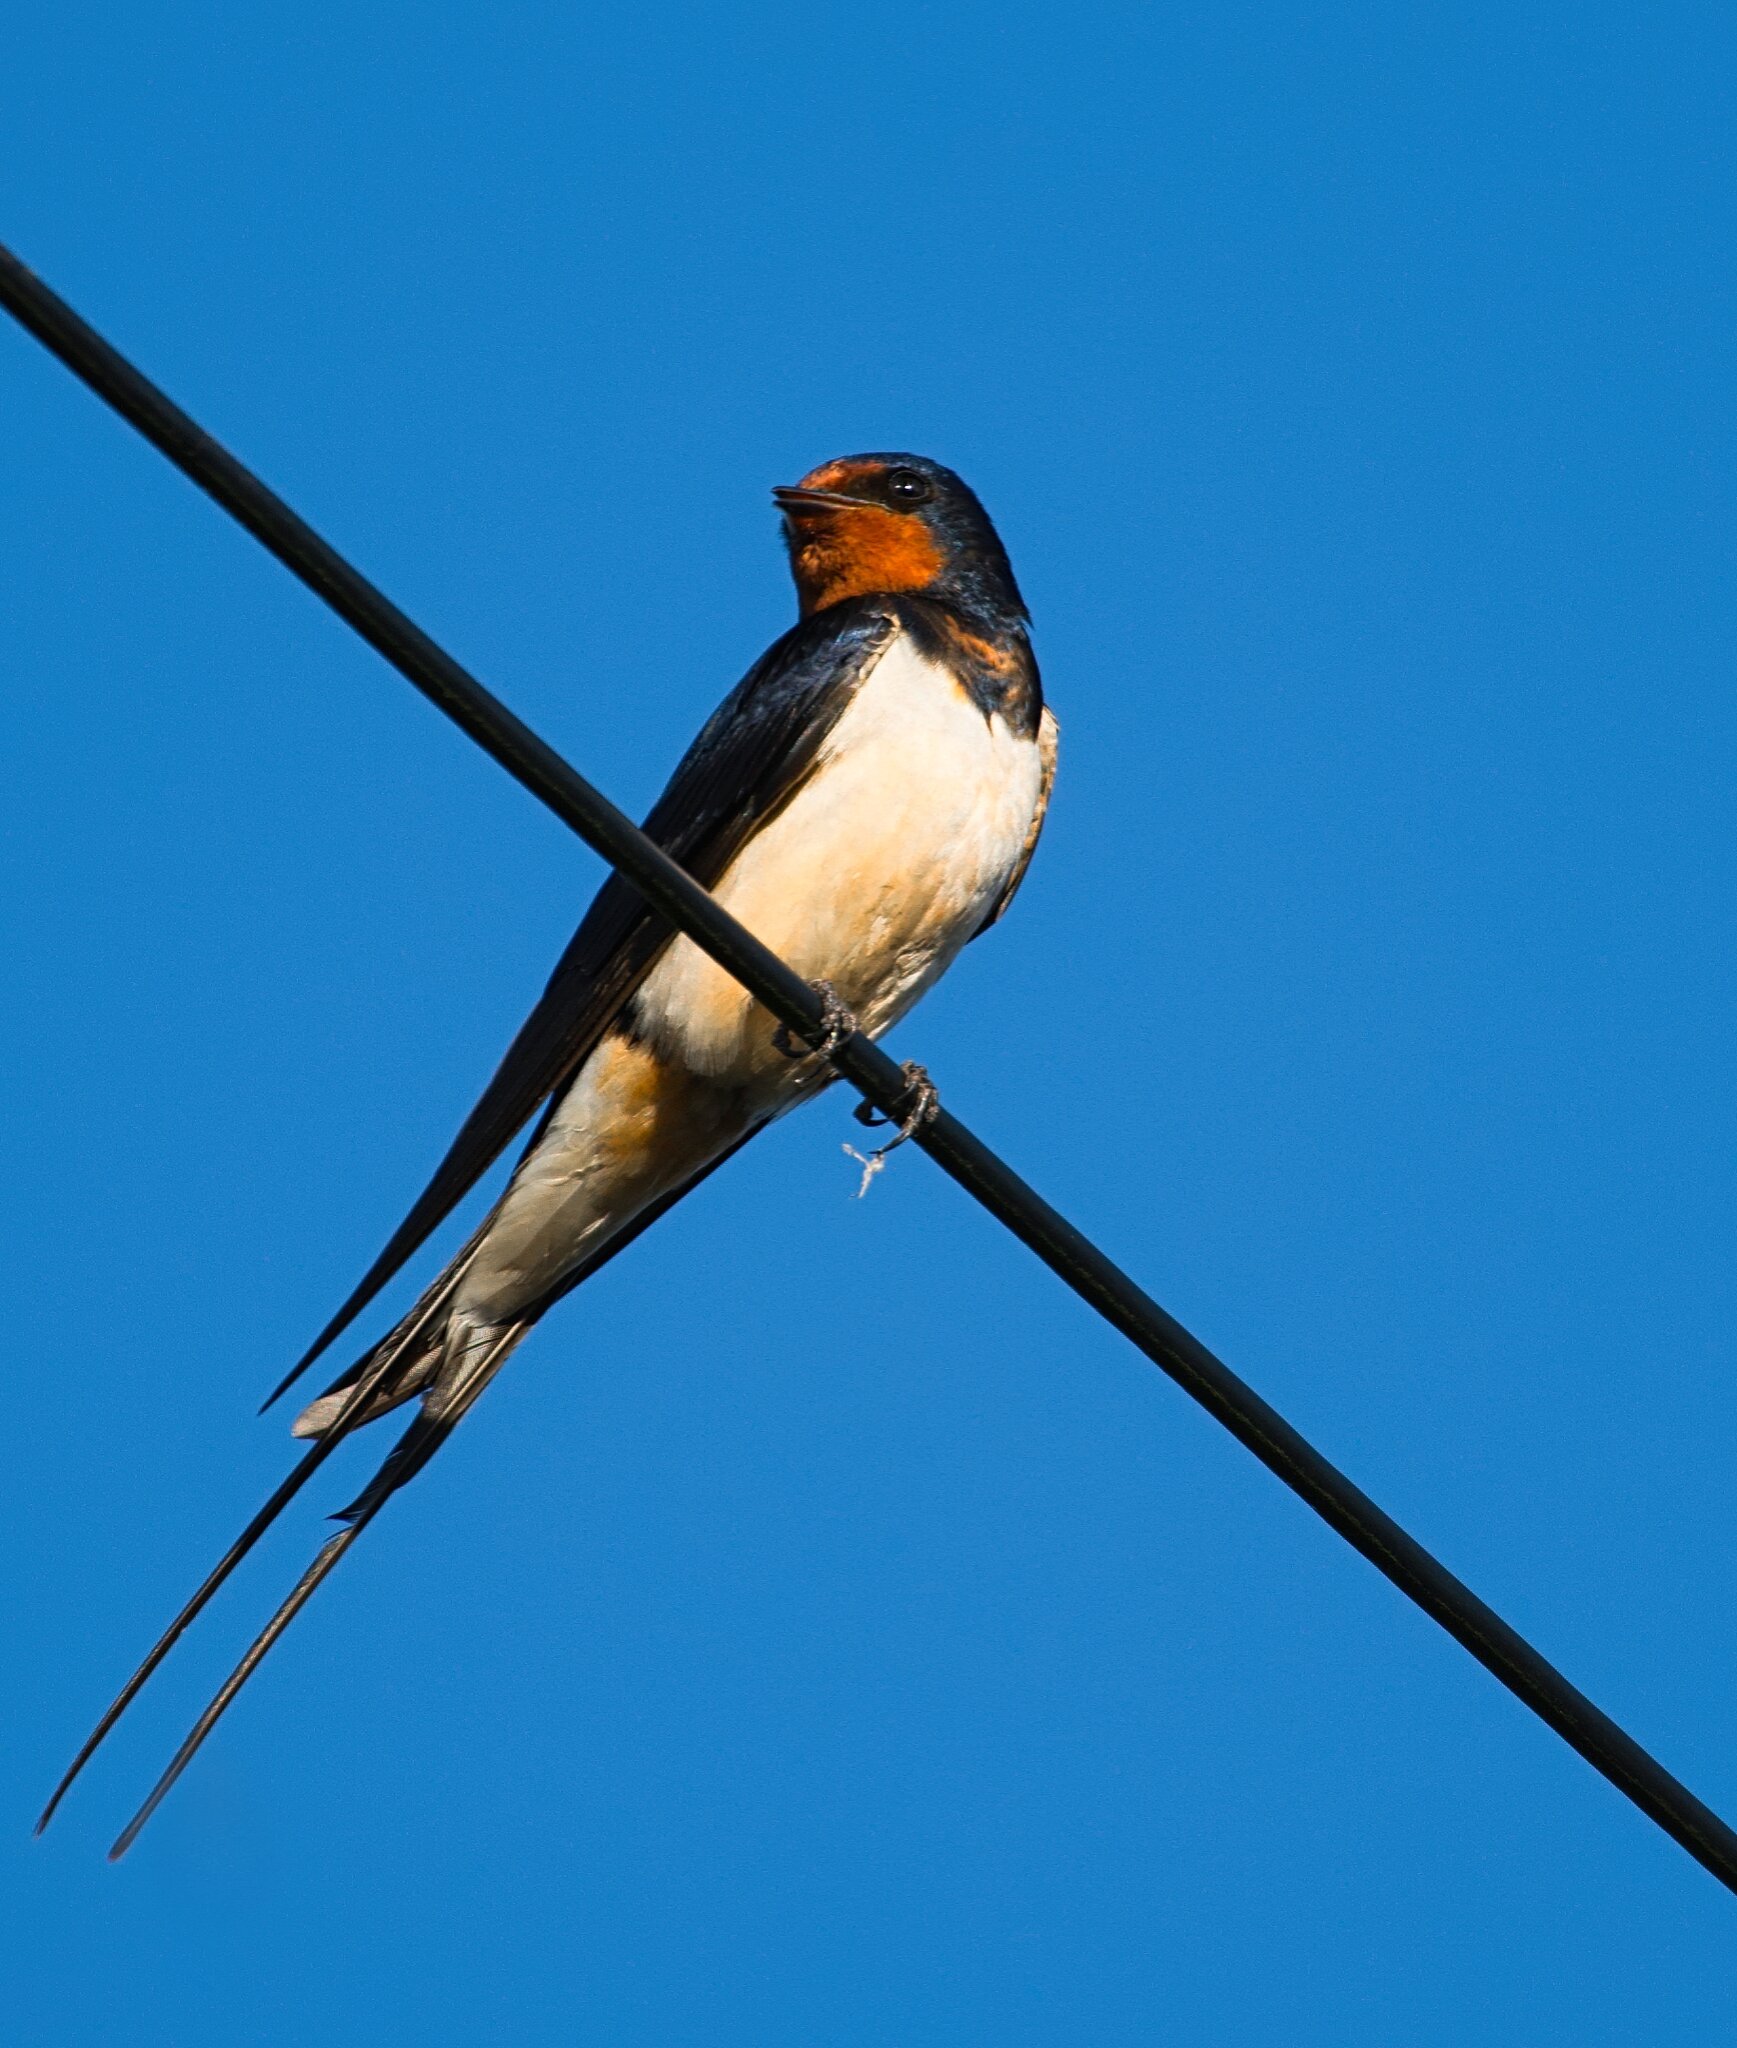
[6,236,1735,1897]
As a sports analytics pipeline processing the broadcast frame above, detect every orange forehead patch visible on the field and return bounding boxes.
[784,501,944,614]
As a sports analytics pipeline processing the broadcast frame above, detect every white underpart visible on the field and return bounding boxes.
[453,630,1045,1326]
[636,631,1044,1067]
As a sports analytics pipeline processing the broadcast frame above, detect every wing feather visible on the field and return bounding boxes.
[974,703,1059,939]
[263,601,899,1407]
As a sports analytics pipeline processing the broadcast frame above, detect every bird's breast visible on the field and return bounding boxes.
[631,629,1044,1086]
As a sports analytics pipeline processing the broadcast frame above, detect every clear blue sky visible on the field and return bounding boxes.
[6,4,1736,2040]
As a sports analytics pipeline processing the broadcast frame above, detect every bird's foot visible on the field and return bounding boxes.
[772,980,858,1061]
[844,1062,940,1197]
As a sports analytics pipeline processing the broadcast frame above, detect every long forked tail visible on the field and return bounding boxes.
[34,1257,495,1844]
[106,1322,524,1860]
[40,1131,764,1850]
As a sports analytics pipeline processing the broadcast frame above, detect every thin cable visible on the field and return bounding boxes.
[5,239,1735,1896]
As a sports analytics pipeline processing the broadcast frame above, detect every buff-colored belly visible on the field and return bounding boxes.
[455,632,1043,1323]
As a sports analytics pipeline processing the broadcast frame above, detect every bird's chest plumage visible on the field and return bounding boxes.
[632,630,1044,1086]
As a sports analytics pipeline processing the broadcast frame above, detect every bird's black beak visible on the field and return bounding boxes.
[772,485,860,514]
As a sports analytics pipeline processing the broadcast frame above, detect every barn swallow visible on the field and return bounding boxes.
[41,452,1059,1856]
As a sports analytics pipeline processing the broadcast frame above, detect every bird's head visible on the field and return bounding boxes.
[774,453,1026,627]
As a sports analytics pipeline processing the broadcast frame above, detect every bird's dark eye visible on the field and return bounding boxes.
[884,467,933,506]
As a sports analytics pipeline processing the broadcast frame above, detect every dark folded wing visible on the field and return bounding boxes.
[973,704,1059,938]
[268,600,899,1403]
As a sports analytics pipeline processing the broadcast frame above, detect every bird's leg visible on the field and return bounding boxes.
[772,979,858,1061]
[844,1062,941,1196]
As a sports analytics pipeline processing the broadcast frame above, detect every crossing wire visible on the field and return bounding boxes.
[5,237,1734,1897]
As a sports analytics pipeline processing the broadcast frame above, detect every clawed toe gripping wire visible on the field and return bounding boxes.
[768,984,937,1194]
[844,1062,940,1197]
[772,978,858,1061]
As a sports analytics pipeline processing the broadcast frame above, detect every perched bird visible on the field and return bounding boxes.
[42,451,1058,1856]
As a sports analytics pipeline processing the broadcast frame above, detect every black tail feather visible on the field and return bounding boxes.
[106,1322,524,1859]
[35,1436,339,1837]
[106,1524,366,1861]
[38,1300,445,1837]
[259,1222,482,1416]
[335,1324,526,1525]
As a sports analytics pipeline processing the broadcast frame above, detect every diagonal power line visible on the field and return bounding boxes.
[4,237,1734,1896]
